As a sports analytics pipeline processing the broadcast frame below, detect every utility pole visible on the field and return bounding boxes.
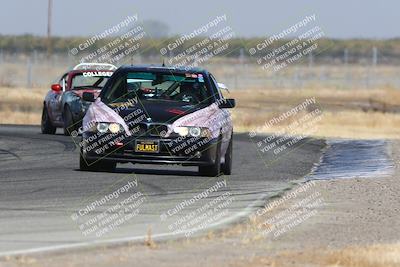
[47,0,53,58]
[372,47,377,66]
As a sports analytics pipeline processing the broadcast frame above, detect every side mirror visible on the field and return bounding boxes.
[82,92,95,102]
[219,98,236,108]
[217,83,229,92]
[51,84,62,92]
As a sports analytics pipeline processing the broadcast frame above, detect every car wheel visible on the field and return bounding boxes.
[221,135,233,175]
[198,136,222,177]
[63,105,77,136]
[41,106,56,134]
[79,152,95,171]
[99,161,117,172]
[79,152,116,172]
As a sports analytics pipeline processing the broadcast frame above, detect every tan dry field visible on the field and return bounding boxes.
[232,244,400,267]
[228,87,400,139]
[1,86,399,139]
[4,243,400,267]
[0,87,44,125]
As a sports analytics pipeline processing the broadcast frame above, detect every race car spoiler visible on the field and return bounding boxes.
[73,63,117,71]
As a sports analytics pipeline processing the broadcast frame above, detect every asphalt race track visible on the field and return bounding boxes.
[0,125,325,255]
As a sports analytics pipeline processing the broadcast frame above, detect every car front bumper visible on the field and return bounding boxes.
[81,133,219,166]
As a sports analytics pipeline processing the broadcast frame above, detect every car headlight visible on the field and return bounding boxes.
[174,126,189,137]
[97,123,109,133]
[91,122,121,133]
[108,123,120,133]
[173,126,211,138]
[189,127,201,137]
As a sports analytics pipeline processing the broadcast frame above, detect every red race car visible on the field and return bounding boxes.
[41,63,117,135]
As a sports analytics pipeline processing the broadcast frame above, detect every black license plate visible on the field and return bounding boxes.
[135,140,160,153]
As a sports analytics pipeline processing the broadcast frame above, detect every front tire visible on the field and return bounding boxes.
[221,135,233,175]
[199,136,222,177]
[41,106,56,134]
[63,105,78,136]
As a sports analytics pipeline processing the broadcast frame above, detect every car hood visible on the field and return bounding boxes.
[115,100,205,124]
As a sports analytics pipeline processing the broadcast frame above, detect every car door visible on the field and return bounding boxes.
[49,73,68,123]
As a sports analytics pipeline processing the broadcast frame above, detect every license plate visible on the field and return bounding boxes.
[135,140,159,153]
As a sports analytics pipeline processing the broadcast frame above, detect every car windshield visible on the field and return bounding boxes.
[101,71,212,105]
[71,72,112,89]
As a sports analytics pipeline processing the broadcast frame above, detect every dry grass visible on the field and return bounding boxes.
[325,244,400,267]
[228,87,400,139]
[1,87,47,105]
[229,87,400,107]
[233,243,400,267]
[144,226,157,248]
[1,86,399,139]
[0,110,41,125]
[311,111,400,139]
[233,109,400,139]
[0,87,47,124]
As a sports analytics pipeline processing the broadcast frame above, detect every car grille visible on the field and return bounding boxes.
[132,123,169,137]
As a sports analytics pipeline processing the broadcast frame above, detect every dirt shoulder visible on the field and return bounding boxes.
[229,139,400,267]
[2,141,400,267]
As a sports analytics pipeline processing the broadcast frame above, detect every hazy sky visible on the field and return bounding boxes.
[1,0,398,39]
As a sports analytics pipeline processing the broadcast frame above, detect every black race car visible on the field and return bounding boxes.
[79,65,235,176]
